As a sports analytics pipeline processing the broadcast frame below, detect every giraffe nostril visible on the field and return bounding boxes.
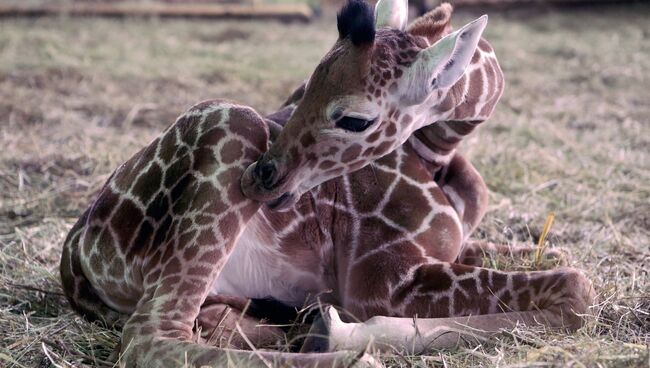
[254,160,278,190]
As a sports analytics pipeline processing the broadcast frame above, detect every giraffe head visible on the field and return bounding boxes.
[242,0,488,209]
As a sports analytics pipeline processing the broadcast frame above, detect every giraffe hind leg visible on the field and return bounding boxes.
[114,102,379,367]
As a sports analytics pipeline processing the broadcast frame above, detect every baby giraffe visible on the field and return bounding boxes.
[251,0,594,355]
[60,0,594,366]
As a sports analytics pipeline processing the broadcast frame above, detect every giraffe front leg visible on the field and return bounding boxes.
[303,305,552,354]
[120,283,379,367]
[310,260,594,354]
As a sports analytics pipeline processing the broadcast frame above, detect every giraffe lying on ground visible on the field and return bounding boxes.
[256,1,589,354]
[60,0,594,366]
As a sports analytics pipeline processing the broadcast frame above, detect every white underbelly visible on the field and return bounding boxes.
[210,214,323,307]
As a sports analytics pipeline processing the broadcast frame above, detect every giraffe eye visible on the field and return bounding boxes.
[336,116,376,132]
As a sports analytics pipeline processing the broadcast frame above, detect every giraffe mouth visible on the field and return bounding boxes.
[241,162,298,205]
[266,192,295,211]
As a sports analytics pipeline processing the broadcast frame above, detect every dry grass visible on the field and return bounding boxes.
[1,4,649,367]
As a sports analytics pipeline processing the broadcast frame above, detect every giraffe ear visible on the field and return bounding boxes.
[402,15,487,105]
[375,0,408,30]
[406,2,453,43]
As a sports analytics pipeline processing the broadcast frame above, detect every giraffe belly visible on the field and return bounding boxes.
[210,214,324,307]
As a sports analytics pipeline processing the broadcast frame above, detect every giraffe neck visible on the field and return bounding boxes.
[409,38,504,168]
[225,140,461,307]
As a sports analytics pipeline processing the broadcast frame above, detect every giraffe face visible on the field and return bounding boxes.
[241,0,487,209]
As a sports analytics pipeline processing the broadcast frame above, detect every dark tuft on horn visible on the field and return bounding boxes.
[337,0,375,46]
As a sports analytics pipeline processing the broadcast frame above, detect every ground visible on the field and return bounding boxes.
[0,4,649,367]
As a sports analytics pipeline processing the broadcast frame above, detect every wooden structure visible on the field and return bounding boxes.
[0,2,313,22]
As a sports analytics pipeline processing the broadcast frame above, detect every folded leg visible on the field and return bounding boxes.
[303,305,557,354]
[120,281,378,367]
[196,295,285,350]
[315,254,594,354]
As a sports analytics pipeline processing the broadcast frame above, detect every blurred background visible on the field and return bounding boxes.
[0,0,648,366]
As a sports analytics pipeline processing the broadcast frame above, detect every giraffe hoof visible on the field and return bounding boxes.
[300,306,341,353]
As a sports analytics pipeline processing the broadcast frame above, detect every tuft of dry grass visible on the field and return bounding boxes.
[1,4,649,367]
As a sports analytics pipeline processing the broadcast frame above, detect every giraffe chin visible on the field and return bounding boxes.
[266,192,297,211]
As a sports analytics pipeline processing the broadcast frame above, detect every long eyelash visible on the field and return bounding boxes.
[336,116,375,132]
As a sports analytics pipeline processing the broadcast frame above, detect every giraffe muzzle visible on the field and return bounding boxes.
[241,154,297,207]
[253,159,279,190]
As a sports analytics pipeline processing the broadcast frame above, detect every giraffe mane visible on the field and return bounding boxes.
[406,2,454,43]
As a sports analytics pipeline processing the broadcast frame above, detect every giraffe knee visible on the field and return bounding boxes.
[184,99,270,157]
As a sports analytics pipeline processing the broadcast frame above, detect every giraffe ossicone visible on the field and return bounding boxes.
[59,0,594,366]
[375,0,408,30]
